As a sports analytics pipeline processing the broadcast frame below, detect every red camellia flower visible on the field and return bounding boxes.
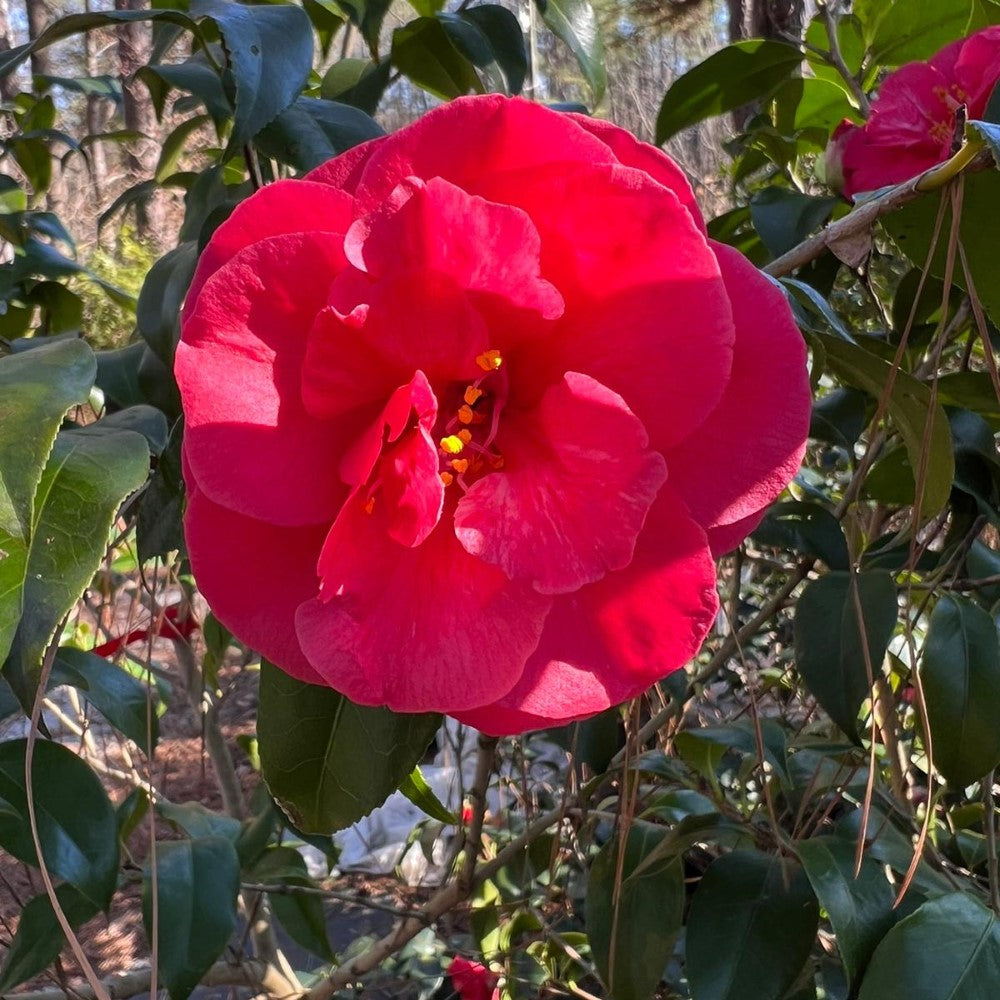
[176,96,810,735]
[447,957,499,1000]
[830,26,1000,198]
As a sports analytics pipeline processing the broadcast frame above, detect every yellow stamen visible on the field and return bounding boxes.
[440,471,454,487]
[450,458,469,474]
[475,349,503,372]
[457,429,472,444]
[464,386,484,406]
[440,434,465,455]
[457,405,475,425]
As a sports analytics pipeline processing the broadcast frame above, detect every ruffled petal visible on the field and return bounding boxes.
[305,136,380,195]
[185,180,354,314]
[952,27,1000,116]
[492,161,734,452]
[177,232,359,525]
[568,112,705,234]
[455,487,718,734]
[296,492,551,713]
[663,243,809,553]
[454,372,666,595]
[184,483,326,684]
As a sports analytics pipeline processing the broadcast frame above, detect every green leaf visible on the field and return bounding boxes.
[156,800,242,842]
[0,338,95,666]
[155,115,212,182]
[921,594,1000,786]
[459,5,528,95]
[0,738,118,909]
[398,765,457,824]
[2,420,150,707]
[751,188,840,258]
[0,884,99,992]
[391,17,484,101]
[751,501,850,570]
[864,0,974,65]
[143,837,240,1000]
[51,647,159,751]
[820,335,954,519]
[686,851,819,1000]
[336,0,392,57]
[585,821,684,1000]
[190,0,314,156]
[320,57,392,115]
[135,242,199,366]
[796,837,896,988]
[257,661,441,834]
[656,40,802,144]
[250,846,335,962]
[794,570,898,743]
[858,893,1000,999]
[536,0,605,103]
[137,420,186,564]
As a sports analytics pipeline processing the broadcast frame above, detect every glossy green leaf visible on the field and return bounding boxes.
[858,893,1000,999]
[585,821,683,1000]
[751,188,840,258]
[156,800,242,842]
[537,0,605,103]
[459,5,528,95]
[337,0,392,56]
[398,765,457,824]
[921,594,1000,786]
[135,242,198,365]
[0,884,99,992]
[686,851,819,1000]
[190,0,314,156]
[143,837,240,1000]
[751,501,850,570]
[861,0,974,65]
[137,421,186,564]
[0,338,94,666]
[250,846,334,962]
[796,837,896,988]
[257,661,441,834]
[3,420,149,707]
[0,738,118,909]
[820,335,954,519]
[391,17,485,101]
[794,570,898,743]
[51,647,159,751]
[656,40,802,143]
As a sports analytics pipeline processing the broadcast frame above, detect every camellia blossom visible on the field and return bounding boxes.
[829,25,1000,198]
[447,957,499,1000]
[176,95,810,735]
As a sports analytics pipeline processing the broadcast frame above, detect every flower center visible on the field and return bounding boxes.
[436,349,508,490]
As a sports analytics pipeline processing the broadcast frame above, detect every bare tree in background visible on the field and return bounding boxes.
[25,0,53,80]
[0,0,17,101]
[115,0,163,242]
[85,0,109,204]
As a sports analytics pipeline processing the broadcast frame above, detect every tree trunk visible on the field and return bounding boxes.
[0,0,17,102]
[84,0,108,205]
[25,0,53,81]
[115,0,163,243]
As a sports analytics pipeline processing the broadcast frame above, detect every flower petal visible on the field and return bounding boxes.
[185,180,354,313]
[492,161,734,451]
[663,242,809,553]
[184,482,326,684]
[296,493,551,713]
[455,487,718,734]
[177,232,359,525]
[454,372,666,595]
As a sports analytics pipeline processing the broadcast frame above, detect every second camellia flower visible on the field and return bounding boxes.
[176,95,811,735]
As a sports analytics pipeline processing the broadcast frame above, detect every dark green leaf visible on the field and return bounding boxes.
[0,739,118,909]
[258,661,441,834]
[921,594,1000,786]
[794,570,898,742]
[459,5,528,95]
[0,884,99,992]
[391,17,484,101]
[656,40,802,144]
[796,837,896,988]
[320,57,392,115]
[52,647,159,751]
[858,893,1000,999]
[686,851,819,1000]
[0,338,94,666]
[156,800,242,841]
[536,0,605,103]
[190,0,314,156]
[336,0,392,57]
[585,821,683,1000]
[751,188,839,258]
[820,335,954,518]
[136,242,198,365]
[143,837,240,1000]
[137,420,186,563]
[752,501,850,570]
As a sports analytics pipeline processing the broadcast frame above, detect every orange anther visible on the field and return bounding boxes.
[457,429,472,444]
[440,434,464,455]
[440,471,454,487]
[450,458,469,474]
[363,496,376,514]
[475,349,503,372]
[457,405,475,425]
[464,386,484,406]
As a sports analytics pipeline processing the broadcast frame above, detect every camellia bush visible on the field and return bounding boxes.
[5,1,1000,999]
